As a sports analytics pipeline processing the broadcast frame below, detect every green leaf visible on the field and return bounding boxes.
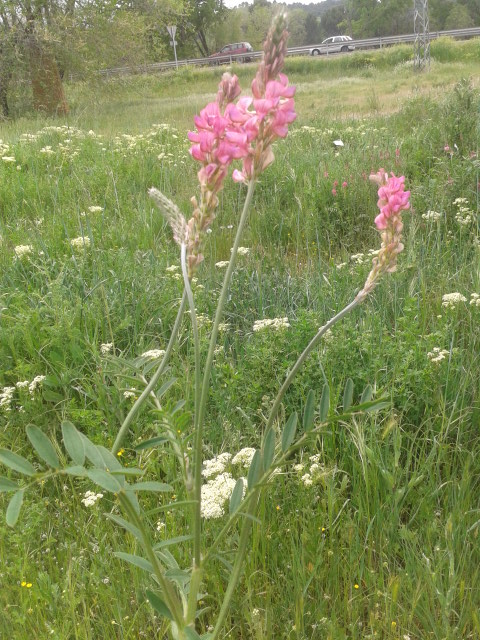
[6,489,24,527]
[114,552,154,574]
[145,589,173,620]
[281,412,298,452]
[63,465,88,477]
[361,384,373,403]
[110,467,144,476]
[319,384,330,422]
[86,469,122,493]
[0,449,35,476]
[97,446,123,471]
[247,450,263,489]
[61,421,85,466]
[0,477,19,492]
[26,425,60,468]
[262,428,275,470]
[343,378,354,412]
[154,534,194,549]
[185,627,202,640]
[82,437,106,469]
[156,378,177,399]
[129,481,172,492]
[105,513,142,541]
[303,389,316,432]
[165,568,190,584]
[134,436,168,452]
[229,478,244,514]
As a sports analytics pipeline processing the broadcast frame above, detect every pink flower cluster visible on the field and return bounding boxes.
[188,72,296,188]
[370,170,411,230]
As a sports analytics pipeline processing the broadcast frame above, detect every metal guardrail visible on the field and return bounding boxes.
[98,26,480,78]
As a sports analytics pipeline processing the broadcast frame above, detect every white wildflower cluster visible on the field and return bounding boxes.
[0,386,15,411]
[218,322,230,333]
[470,293,480,307]
[235,247,250,256]
[427,348,449,364]
[89,206,104,214]
[215,261,230,268]
[140,349,166,360]
[453,198,474,226]
[232,447,256,468]
[81,491,104,507]
[442,292,467,309]
[0,375,46,412]
[123,389,136,399]
[253,317,290,332]
[156,520,166,532]
[0,139,11,155]
[202,452,232,478]
[70,236,91,251]
[40,146,55,155]
[166,265,180,273]
[201,472,238,519]
[2,156,16,163]
[296,454,326,487]
[422,210,442,222]
[28,375,46,395]
[14,245,33,259]
[100,343,113,355]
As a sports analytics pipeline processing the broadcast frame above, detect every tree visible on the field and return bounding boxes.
[444,3,474,30]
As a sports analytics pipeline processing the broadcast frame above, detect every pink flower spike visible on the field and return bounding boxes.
[332,188,337,196]
[342,181,348,188]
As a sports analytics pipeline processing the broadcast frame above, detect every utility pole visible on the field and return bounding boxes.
[413,0,430,70]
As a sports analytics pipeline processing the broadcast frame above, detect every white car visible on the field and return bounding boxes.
[310,36,355,56]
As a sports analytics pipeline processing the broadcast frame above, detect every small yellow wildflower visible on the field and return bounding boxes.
[116,448,125,457]
[276,505,281,511]
[391,621,397,629]
[354,584,359,590]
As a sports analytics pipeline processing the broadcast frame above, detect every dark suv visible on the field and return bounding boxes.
[208,42,254,64]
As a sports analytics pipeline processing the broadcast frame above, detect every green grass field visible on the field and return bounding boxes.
[1,39,480,639]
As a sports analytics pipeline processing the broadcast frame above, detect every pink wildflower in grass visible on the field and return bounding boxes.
[357,169,411,300]
[342,181,348,188]
[332,188,337,196]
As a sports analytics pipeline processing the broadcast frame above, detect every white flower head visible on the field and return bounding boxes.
[14,245,33,259]
[232,447,256,468]
[100,343,113,355]
[442,292,467,309]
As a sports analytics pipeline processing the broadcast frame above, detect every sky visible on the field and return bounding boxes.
[223,0,325,7]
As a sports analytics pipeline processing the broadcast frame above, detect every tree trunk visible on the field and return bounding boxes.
[29,38,69,116]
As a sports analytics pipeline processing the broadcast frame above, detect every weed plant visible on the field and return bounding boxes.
[0,51,479,640]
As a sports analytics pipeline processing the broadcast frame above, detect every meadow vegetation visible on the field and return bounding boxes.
[1,40,479,639]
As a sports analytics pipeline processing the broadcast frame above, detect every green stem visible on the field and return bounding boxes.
[118,491,184,627]
[209,490,260,640]
[112,291,188,455]
[192,179,257,568]
[265,296,362,432]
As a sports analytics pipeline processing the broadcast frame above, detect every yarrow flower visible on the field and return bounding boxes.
[232,447,256,468]
[253,317,290,332]
[202,452,232,478]
[70,236,91,251]
[14,245,33,259]
[442,292,467,308]
[81,490,104,507]
[427,347,449,363]
[201,472,239,519]
[100,343,113,355]
[470,293,480,307]
[422,210,442,222]
[357,170,410,300]
[140,349,166,359]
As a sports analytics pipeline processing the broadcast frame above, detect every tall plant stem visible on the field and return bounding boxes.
[118,492,184,627]
[192,179,256,570]
[112,291,188,455]
[265,296,362,432]
[209,490,260,640]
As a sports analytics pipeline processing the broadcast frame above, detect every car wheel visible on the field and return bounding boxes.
[311,49,320,56]
[341,45,348,52]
